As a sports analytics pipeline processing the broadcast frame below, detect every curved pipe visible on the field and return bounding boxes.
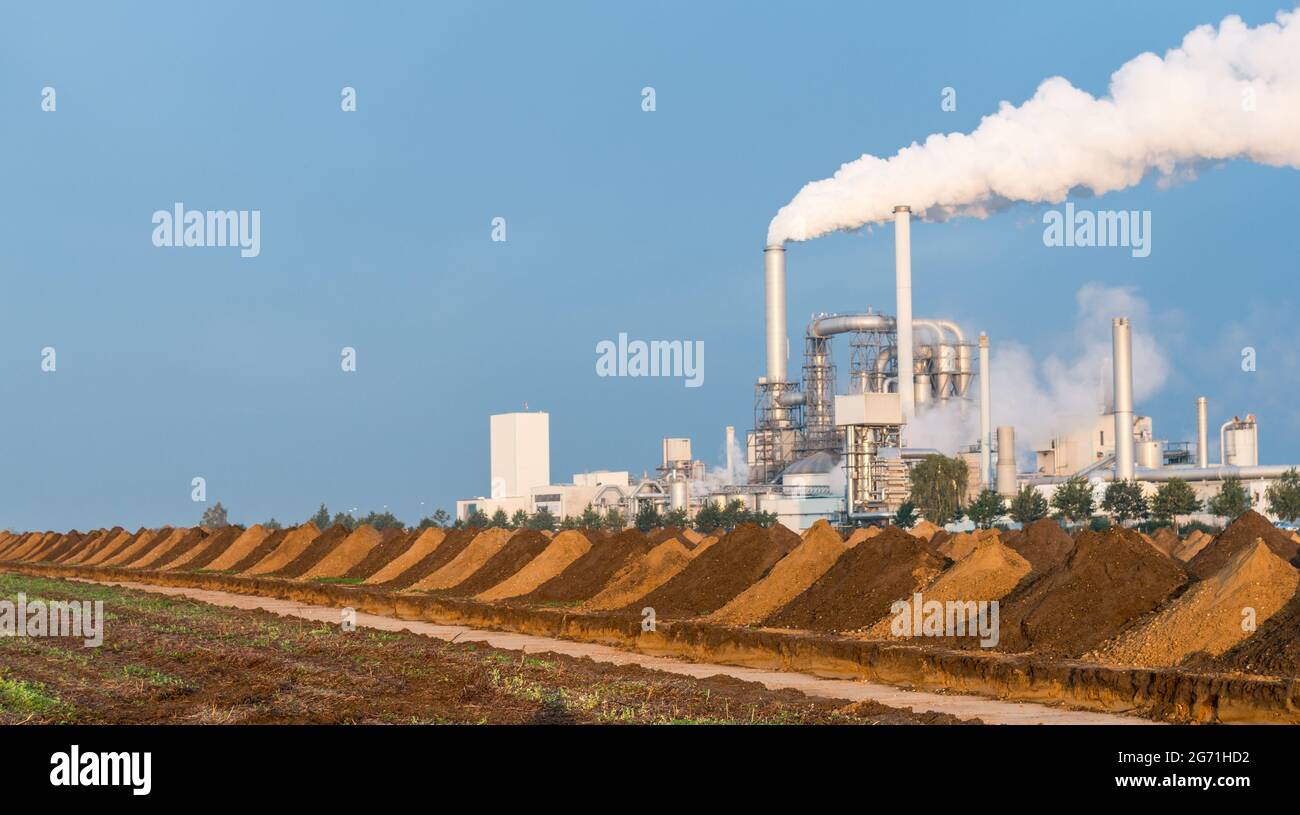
[808,313,895,337]
[777,391,805,407]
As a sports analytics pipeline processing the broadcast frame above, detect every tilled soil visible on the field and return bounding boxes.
[524,529,656,605]
[633,525,802,619]
[200,525,270,572]
[764,527,947,633]
[167,526,243,570]
[477,530,592,602]
[1186,510,1300,579]
[226,528,290,573]
[131,527,209,569]
[0,572,971,725]
[996,527,1187,657]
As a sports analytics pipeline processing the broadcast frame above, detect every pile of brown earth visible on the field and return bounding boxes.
[581,534,712,612]
[707,521,849,626]
[995,526,1187,657]
[1001,518,1074,574]
[1185,510,1299,578]
[478,530,593,602]
[1089,538,1299,668]
[633,524,801,618]
[764,527,947,633]
[523,529,658,605]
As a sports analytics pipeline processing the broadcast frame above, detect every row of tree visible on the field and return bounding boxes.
[898,453,1300,531]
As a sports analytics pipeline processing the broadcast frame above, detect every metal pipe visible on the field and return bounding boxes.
[996,426,1016,497]
[979,333,991,487]
[725,426,735,483]
[764,245,788,384]
[894,206,914,422]
[1112,317,1135,481]
[808,313,895,337]
[1196,397,1208,468]
[1220,420,1233,466]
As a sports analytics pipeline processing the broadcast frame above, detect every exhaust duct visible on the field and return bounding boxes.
[1196,397,1208,468]
[763,245,788,384]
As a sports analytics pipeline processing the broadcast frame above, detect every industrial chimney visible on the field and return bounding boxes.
[725,425,736,483]
[979,333,991,487]
[894,206,914,422]
[763,245,788,385]
[996,426,1017,497]
[1112,317,1135,481]
[1196,397,1208,468]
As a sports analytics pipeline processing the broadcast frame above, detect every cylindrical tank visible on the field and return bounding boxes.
[1137,439,1162,469]
[1224,418,1259,467]
[913,372,931,408]
[996,426,1017,497]
[669,479,689,512]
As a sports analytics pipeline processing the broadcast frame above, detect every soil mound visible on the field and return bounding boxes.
[242,524,321,575]
[862,537,1031,639]
[478,530,592,601]
[202,525,270,571]
[764,527,948,633]
[843,526,881,547]
[343,529,417,580]
[581,538,693,611]
[1004,518,1073,574]
[523,529,656,604]
[909,520,942,542]
[375,528,477,589]
[679,529,705,547]
[409,528,515,591]
[708,520,849,626]
[1174,530,1213,562]
[996,527,1187,657]
[1150,527,1180,556]
[164,525,243,570]
[55,529,118,563]
[635,524,803,618]
[227,528,291,573]
[363,528,446,584]
[129,528,207,569]
[272,525,354,578]
[1186,510,1299,579]
[97,529,167,567]
[438,529,553,596]
[937,528,999,561]
[300,525,384,579]
[1090,539,1299,667]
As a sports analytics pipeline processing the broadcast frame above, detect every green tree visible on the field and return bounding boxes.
[578,504,604,530]
[1265,468,1300,523]
[509,509,530,529]
[1051,476,1095,529]
[754,510,778,528]
[720,499,753,530]
[330,511,357,531]
[1207,476,1253,521]
[263,518,284,530]
[559,515,580,530]
[527,507,557,532]
[663,508,690,529]
[967,489,1006,529]
[892,501,918,529]
[603,507,626,531]
[465,508,490,528]
[489,509,511,529]
[634,503,663,532]
[1150,478,1202,535]
[309,503,330,529]
[360,510,404,531]
[907,455,968,526]
[1102,480,1149,526]
[694,502,724,533]
[200,501,230,528]
[418,508,451,530]
[1008,485,1049,525]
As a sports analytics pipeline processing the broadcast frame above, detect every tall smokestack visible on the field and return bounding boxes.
[763,245,788,384]
[1112,317,1135,481]
[996,426,1017,497]
[725,425,736,482]
[894,206,914,422]
[979,333,991,487]
[1196,397,1208,468]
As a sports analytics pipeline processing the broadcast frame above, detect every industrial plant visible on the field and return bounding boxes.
[458,204,1296,532]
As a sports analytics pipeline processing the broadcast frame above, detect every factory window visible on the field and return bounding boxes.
[1100,430,1105,445]
[535,494,562,503]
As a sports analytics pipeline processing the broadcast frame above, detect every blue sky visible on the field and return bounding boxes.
[1,1,1296,531]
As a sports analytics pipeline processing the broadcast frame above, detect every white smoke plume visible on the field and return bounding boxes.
[907,284,1171,468]
[768,10,1300,245]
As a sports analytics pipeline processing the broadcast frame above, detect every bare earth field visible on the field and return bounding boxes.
[0,572,970,725]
